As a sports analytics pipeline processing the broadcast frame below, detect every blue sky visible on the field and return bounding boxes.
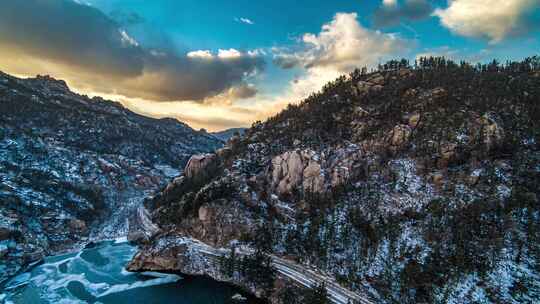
[85,0,538,56]
[0,0,539,130]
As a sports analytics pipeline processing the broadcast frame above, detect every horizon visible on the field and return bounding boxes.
[1,0,539,131]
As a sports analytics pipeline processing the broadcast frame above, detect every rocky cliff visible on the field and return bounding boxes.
[0,71,222,283]
[129,57,540,303]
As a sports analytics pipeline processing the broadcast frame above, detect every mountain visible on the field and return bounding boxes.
[211,128,246,142]
[0,72,222,283]
[127,57,540,303]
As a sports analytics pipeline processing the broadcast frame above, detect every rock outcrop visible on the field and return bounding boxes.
[127,206,161,243]
[185,153,219,181]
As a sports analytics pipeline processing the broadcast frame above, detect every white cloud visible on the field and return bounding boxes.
[247,49,266,57]
[434,0,540,43]
[188,48,263,60]
[218,48,243,59]
[119,29,139,47]
[187,50,213,59]
[235,17,254,25]
[274,12,411,72]
[383,0,398,7]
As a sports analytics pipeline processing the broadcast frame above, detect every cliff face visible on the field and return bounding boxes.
[130,58,540,303]
[0,72,222,283]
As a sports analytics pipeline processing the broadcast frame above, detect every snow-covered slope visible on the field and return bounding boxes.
[0,72,222,283]
[129,57,540,303]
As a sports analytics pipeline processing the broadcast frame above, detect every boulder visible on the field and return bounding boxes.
[439,142,458,168]
[303,162,325,193]
[431,172,444,187]
[128,206,160,243]
[184,153,218,180]
[367,73,385,85]
[198,205,215,222]
[353,106,370,117]
[357,81,371,90]
[216,147,233,160]
[398,68,413,78]
[331,166,350,188]
[164,176,185,194]
[390,125,412,146]
[408,113,421,128]
[431,87,447,99]
[68,219,87,233]
[354,76,385,95]
[272,151,305,194]
[480,114,505,152]
[403,88,418,99]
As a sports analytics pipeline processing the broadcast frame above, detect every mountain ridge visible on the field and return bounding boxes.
[128,56,540,303]
[0,71,223,283]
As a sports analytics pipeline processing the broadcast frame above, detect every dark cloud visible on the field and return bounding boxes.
[120,53,264,101]
[228,84,258,100]
[0,0,265,101]
[0,0,144,77]
[373,0,433,27]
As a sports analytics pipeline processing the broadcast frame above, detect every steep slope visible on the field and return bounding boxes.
[129,57,540,303]
[0,72,222,283]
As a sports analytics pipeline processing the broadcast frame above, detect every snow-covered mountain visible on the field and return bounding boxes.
[0,72,222,283]
[128,57,540,303]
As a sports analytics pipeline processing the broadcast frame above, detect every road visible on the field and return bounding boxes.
[187,239,373,304]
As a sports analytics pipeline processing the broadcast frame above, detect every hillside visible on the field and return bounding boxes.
[0,72,222,283]
[127,57,540,303]
[211,128,247,142]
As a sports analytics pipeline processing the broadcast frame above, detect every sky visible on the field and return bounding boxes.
[0,0,539,131]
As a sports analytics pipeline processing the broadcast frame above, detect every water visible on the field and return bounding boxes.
[1,240,256,304]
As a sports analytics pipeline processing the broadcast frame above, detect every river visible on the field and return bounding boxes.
[0,240,257,304]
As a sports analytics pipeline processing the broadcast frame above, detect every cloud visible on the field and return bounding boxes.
[218,49,243,59]
[203,84,258,106]
[0,0,265,101]
[374,0,433,27]
[273,12,411,72]
[434,0,540,43]
[383,0,398,7]
[235,17,255,25]
[92,13,412,131]
[187,50,214,59]
[117,50,264,101]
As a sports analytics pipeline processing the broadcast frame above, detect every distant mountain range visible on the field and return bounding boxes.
[211,128,246,142]
[0,72,222,283]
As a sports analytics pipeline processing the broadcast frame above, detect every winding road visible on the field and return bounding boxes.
[188,239,373,304]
